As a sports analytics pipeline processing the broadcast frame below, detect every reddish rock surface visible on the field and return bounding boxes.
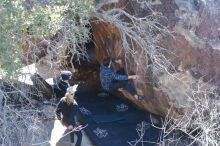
[91,0,220,116]
[21,38,49,64]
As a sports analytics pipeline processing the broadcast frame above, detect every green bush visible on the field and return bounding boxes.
[0,0,94,78]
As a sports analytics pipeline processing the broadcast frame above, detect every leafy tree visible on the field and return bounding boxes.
[0,0,94,78]
[0,0,94,145]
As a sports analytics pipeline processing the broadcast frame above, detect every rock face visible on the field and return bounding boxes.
[164,0,220,85]
[91,0,220,116]
[21,38,49,64]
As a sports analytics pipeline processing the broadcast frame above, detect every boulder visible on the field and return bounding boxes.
[91,0,220,116]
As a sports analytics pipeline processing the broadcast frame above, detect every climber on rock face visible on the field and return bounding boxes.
[99,56,144,101]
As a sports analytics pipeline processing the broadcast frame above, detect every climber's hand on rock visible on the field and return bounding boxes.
[115,58,123,65]
[67,125,74,130]
[128,75,139,80]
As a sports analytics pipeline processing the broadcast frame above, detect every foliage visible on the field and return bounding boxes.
[159,80,220,146]
[0,0,95,144]
[0,0,94,78]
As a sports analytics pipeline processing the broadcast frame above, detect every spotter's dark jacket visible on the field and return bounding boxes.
[56,97,78,126]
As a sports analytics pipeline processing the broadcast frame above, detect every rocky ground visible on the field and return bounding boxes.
[18,62,95,146]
